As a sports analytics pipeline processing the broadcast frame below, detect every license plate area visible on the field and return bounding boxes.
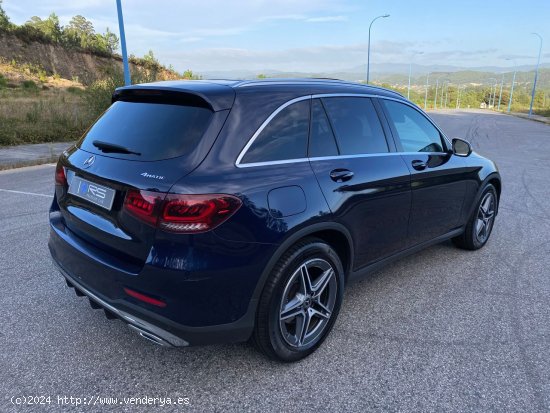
[68,176,116,210]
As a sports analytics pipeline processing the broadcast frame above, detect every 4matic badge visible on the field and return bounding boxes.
[141,172,165,180]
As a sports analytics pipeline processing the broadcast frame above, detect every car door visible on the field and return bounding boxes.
[308,97,411,271]
[377,98,467,246]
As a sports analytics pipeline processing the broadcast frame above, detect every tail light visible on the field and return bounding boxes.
[124,190,163,226]
[55,163,67,186]
[124,190,241,234]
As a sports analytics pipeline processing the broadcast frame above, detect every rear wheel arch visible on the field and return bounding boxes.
[307,229,352,281]
[250,223,354,305]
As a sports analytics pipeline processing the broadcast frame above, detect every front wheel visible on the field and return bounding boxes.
[453,184,498,250]
[252,238,345,362]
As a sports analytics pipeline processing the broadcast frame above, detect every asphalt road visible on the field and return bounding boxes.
[1,109,550,412]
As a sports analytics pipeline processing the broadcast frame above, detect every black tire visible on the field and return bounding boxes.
[453,184,498,250]
[252,237,345,362]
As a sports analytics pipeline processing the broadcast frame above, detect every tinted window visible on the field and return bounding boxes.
[322,97,388,155]
[79,101,213,161]
[241,100,310,164]
[381,100,445,153]
[309,99,338,157]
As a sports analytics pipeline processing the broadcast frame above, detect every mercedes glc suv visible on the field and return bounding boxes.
[49,79,501,361]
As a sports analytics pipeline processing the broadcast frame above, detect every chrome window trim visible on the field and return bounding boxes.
[237,152,451,168]
[235,95,312,166]
[235,93,452,168]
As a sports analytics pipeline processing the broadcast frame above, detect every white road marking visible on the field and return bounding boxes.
[0,188,53,198]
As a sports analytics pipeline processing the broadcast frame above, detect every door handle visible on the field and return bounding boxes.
[330,169,354,183]
[411,160,427,171]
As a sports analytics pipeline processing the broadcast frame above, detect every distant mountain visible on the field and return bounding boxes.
[200,62,550,85]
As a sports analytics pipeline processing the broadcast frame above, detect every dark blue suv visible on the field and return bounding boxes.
[49,79,501,361]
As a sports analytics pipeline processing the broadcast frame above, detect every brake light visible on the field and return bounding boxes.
[55,163,66,186]
[123,190,241,233]
[160,194,241,233]
[124,190,163,226]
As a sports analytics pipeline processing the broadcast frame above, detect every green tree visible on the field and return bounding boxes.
[143,50,159,65]
[26,13,62,42]
[101,27,119,54]
[64,15,95,49]
[182,69,200,80]
[0,0,11,30]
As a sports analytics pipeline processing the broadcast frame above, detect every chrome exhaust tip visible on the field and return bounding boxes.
[127,324,172,347]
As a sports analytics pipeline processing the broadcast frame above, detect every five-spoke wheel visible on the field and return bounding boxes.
[453,183,498,250]
[279,258,337,348]
[475,192,495,244]
[253,238,344,362]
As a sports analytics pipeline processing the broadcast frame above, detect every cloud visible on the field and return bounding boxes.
[497,53,533,60]
[160,41,415,73]
[179,37,203,44]
[157,41,515,75]
[258,14,307,22]
[305,15,347,23]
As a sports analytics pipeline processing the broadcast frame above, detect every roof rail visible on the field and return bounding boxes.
[232,78,404,98]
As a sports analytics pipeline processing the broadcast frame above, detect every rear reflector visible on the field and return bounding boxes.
[55,163,66,186]
[124,287,167,308]
[124,190,241,234]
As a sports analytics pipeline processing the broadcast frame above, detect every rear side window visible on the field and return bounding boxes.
[79,101,213,161]
[322,97,388,155]
[240,100,310,164]
[381,100,445,153]
[309,99,339,158]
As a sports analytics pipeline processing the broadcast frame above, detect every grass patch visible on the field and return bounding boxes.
[66,86,83,94]
[0,88,96,145]
[21,80,38,90]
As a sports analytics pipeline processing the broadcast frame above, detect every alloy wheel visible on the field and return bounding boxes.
[279,258,338,348]
[475,192,495,244]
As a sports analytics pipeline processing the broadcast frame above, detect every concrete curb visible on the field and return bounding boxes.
[506,112,550,125]
[0,141,74,171]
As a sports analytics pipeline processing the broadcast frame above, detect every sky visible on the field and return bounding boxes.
[3,0,549,74]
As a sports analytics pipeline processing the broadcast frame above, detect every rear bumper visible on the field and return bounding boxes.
[50,246,258,346]
[55,261,188,347]
[48,210,273,346]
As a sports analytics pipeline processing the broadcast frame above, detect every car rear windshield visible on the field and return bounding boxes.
[78,100,213,161]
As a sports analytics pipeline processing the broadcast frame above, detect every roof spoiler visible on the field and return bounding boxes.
[112,81,236,111]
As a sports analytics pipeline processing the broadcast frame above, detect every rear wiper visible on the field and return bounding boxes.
[92,140,141,156]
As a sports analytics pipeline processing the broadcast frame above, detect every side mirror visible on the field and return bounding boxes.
[452,138,472,157]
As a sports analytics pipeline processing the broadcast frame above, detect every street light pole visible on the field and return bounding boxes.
[488,78,496,109]
[440,80,447,109]
[506,58,517,113]
[116,0,131,86]
[497,74,504,110]
[434,78,439,109]
[407,52,423,99]
[424,73,430,110]
[366,14,390,84]
[529,32,543,117]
